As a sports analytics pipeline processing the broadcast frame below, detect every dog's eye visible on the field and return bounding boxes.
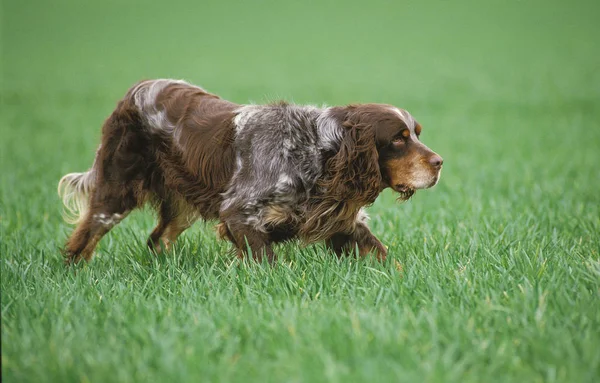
[391,129,410,148]
[415,124,422,136]
[391,137,405,148]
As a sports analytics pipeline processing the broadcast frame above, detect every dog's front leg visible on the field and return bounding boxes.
[219,220,276,263]
[326,222,387,261]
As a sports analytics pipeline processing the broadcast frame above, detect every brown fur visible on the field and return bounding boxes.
[299,106,383,242]
[59,80,442,264]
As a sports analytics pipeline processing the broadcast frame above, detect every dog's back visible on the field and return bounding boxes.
[59,79,239,263]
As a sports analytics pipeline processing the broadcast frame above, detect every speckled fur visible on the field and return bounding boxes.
[58,79,443,264]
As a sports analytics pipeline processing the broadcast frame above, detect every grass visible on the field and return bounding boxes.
[2,0,600,381]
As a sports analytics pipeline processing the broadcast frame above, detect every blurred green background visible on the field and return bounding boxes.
[2,0,599,382]
[6,0,598,100]
[3,0,599,196]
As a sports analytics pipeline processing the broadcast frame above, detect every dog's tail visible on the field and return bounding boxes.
[58,148,100,225]
[58,171,95,225]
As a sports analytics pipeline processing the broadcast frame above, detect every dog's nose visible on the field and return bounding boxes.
[429,154,443,168]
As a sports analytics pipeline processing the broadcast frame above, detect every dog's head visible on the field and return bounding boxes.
[323,104,442,202]
[370,105,442,199]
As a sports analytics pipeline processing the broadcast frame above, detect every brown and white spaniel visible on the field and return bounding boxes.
[58,79,442,264]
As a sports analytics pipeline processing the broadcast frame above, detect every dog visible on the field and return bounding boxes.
[58,79,442,264]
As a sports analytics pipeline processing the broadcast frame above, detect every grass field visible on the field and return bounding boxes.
[2,0,600,382]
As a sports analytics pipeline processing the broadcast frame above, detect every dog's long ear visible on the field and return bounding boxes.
[320,106,382,204]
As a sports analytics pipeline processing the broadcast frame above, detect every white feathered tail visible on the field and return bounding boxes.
[58,146,101,224]
[57,170,96,225]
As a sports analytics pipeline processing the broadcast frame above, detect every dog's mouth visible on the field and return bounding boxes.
[393,184,415,201]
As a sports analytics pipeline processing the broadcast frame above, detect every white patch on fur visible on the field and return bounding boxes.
[220,197,234,211]
[233,105,260,134]
[220,155,244,212]
[132,79,190,133]
[93,212,125,228]
[282,138,294,151]
[277,174,293,186]
[316,108,344,150]
[391,107,416,131]
[356,208,370,224]
[273,174,294,198]
[243,215,263,229]
[302,105,321,114]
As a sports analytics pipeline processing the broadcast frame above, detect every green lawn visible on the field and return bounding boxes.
[2,0,599,382]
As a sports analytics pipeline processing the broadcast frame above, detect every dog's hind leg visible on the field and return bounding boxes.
[62,97,152,264]
[63,183,140,264]
[147,198,196,254]
[64,211,128,264]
